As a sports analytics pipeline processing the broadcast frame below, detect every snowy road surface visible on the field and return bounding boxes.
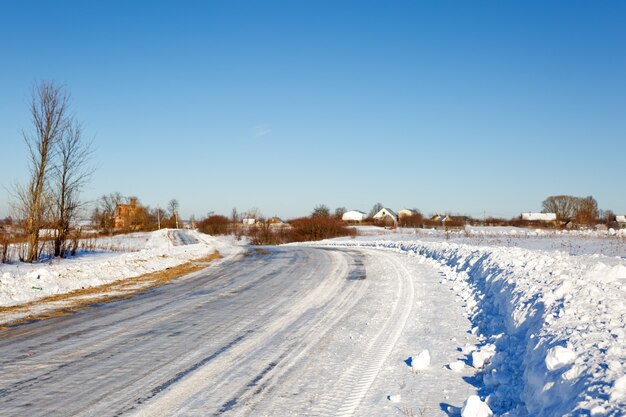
[0,246,477,416]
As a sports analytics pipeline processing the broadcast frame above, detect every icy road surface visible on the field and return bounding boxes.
[0,247,477,416]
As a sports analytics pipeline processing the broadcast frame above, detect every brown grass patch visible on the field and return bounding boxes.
[0,251,221,330]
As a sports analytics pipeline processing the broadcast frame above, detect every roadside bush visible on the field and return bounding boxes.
[198,215,230,235]
[399,213,424,228]
[247,221,287,245]
[245,216,356,245]
[286,216,356,242]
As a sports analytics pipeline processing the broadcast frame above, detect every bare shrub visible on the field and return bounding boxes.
[285,216,356,242]
[247,220,287,245]
[243,215,355,245]
[399,212,424,228]
[197,215,230,235]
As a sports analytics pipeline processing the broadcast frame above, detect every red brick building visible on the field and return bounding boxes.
[114,197,145,230]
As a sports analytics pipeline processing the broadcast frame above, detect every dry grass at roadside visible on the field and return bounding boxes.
[0,251,222,330]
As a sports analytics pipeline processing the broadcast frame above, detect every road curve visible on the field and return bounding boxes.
[0,247,374,416]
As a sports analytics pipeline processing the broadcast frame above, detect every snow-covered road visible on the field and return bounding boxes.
[0,246,477,416]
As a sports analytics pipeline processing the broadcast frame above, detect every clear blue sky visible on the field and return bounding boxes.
[1,1,624,220]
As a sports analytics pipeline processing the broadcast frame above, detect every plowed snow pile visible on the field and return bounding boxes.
[0,229,241,307]
[320,232,626,416]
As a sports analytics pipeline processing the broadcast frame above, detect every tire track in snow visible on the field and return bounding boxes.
[167,230,199,246]
[222,251,370,416]
[309,249,414,417]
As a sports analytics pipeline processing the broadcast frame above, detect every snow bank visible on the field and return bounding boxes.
[0,229,242,307]
[309,238,626,416]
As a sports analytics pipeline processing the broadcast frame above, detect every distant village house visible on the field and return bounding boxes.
[431,214,451,222]
[342,210,367,222]
[521,212,557,222]
[398,209,416,218]
[373,208,397,226]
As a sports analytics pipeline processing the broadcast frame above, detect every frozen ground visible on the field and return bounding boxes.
[0,229,243,310]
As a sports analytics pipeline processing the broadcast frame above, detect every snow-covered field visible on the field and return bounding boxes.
[309,226,626,416]
[355,225,626,257]
[0,229,242,308]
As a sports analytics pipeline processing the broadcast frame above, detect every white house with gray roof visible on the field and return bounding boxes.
[342,210,367,222]
[373,208,397,224]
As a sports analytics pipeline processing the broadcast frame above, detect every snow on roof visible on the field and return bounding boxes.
[431,214,451,222]
[344,210,366,215]
[521,212,557,221]
[342,210,366,221]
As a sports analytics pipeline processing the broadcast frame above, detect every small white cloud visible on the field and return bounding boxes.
[253,124,272,137]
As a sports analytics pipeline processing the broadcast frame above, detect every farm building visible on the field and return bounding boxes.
[616,215,626,224]
[342,210,367,222]
[521,212,557,222]
[398,209,416,218]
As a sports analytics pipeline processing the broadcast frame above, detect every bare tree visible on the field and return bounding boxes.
[542,195,600,225]
[168,199,180,229]
[231,207,239,223]
[369,202,384,218]
[604,210,616,223]
[14,81,70,262]
[153,207,167,230]
[311,204,330,217]
[245,207,261,220]
[542,195,576,221]
[52,120,93,257]
[334,207,346,220]
[574,196,599,225]
[94,192,125,233]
